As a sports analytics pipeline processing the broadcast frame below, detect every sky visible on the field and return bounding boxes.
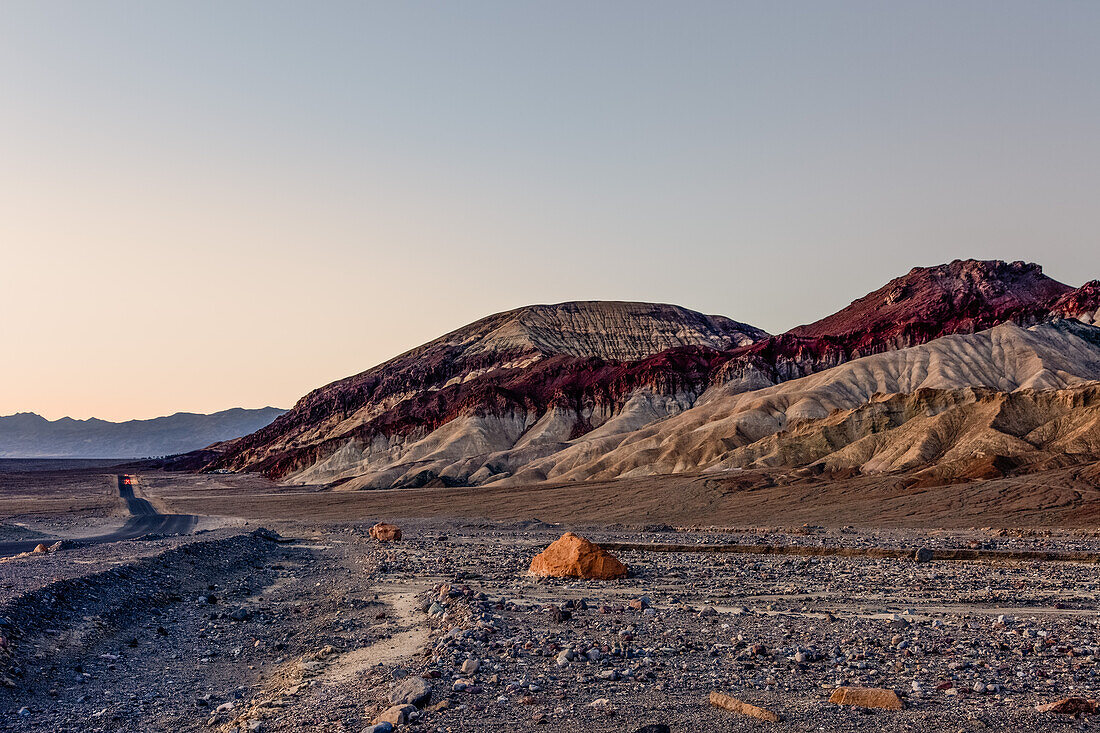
[2,2,1099,421]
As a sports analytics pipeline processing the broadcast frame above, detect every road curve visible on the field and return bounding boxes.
[0,475,197,557]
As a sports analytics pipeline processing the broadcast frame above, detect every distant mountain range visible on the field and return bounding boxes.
[0,407,286,459]
[208,259,1100,492]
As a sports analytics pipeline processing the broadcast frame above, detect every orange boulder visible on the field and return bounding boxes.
[529,532,628,580]
[369,522,402,541]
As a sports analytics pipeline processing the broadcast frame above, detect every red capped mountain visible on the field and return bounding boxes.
[1051,279,1100,324]
[211,260,1100,489]
[715,260,1079,385]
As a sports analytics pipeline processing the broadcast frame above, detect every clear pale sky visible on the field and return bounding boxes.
[2,2,1099,421]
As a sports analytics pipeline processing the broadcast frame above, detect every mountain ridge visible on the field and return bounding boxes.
[210,259,1100,490]
[0,407,286,459]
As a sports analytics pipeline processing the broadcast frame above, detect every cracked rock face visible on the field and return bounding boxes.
[463,301,767,361]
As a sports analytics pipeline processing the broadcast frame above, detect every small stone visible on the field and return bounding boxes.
[373,704,415,726]
[369,523,402,541]
[709,691,781,722]
[829,687,904,710]
[229,608,250,621]
[362,724,393,733]
[388,676,431,708]
[550,606,572,623]
[1036,697,1098,714]
[460,659,480,675]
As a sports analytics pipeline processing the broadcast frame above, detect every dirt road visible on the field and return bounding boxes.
[0,474,195,556]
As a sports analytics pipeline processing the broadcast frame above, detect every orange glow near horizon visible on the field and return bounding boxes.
[2,2,1098,421]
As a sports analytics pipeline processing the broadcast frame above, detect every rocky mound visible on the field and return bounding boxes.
[211,302,767,479]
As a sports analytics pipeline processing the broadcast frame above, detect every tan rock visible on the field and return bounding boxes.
[369,523,402,541]
[709,691,781,722]
[32,544,48,554]
[528,532,627,580]
[1036,697,1097,714]
[829,687,904,710]
[374,703,416,725]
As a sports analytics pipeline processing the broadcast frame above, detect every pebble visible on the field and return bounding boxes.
[388,676,432,708]
[362,724,393,733]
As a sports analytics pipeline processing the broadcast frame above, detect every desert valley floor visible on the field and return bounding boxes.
[0,464,1099,731]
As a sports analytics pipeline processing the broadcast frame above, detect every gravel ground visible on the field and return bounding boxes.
[0,522,1098,731]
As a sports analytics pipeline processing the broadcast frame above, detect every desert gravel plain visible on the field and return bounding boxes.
[1,465,1100,731]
